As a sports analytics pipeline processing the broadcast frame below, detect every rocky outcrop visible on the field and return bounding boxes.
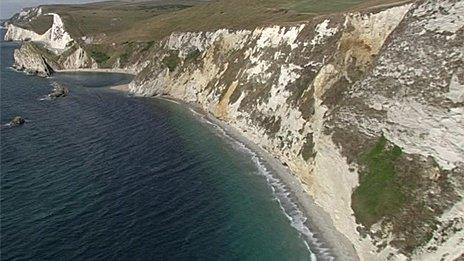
[6,6,43,27]
[5,13,72,53]
[129,0,463,260]
[11,40,97,76]
[5,12,97,72]
[9,116,25,126]
[13,42,54,77]
[328,1,464,259]
[60,45,97,69]
[4,24,42,42]
[48,82,69,98]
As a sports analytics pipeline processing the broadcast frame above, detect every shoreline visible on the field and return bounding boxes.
[55,68,137,75]
[109,83,130,92]
[48,68,359,260]
[54,69,134,92]
[154,95,359,261]
[53,69,359,260]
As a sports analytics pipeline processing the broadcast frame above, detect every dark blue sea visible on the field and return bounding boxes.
[1,30,318,260]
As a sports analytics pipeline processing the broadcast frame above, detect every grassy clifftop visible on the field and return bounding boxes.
[9,0,409,68]
[15,0,410,44]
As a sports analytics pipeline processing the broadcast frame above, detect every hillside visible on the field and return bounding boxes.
[6,0,411,66]
[10,0,411,42]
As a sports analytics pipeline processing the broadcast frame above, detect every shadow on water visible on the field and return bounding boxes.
[51,72,133,88]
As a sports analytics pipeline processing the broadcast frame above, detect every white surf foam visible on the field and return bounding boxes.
[39,96,51,101]
[187,109,335,261]
[164,98,180,105]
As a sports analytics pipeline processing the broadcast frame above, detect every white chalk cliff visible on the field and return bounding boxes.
[4,12,96,75]
[129,1,464,260]
[5,13,72,53]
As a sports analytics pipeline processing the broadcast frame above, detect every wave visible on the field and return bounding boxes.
[1,123,12,129]
[1,119,30,129]
[39,96,52,101]
[7,66,19,72]
[186,109,334,261]
[164,98,180,105]
[250,155,333,261]
[188,107,203,118]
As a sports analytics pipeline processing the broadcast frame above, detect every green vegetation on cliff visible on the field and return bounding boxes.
[9,12,53,34]
[186,49,201,62]
[162,51,181,72]
[352,136,404,227]
[349,134,459,254]
[90,50,110,65]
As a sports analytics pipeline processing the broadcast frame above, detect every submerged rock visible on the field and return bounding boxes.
[48,82,69,98]
[10,116,25,126]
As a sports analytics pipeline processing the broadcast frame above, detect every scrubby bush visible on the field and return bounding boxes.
[90,50,110,64]
[352,136,404,227]
[186,49,201,62]
[162,52,180,72]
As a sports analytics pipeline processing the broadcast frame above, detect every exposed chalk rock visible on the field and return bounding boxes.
[13,42,53,77]
[5,13,72,54]
[129,1,463,260]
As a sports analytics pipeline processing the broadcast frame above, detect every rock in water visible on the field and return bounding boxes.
[48,82,69,98]
[10,116,25,126]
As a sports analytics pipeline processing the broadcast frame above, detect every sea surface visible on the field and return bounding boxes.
[1,31,318,260]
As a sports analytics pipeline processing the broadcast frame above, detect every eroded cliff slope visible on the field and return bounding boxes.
[129,1,463,259]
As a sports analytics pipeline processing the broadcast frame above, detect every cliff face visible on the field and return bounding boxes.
[129,0,463,260]
[129,4,409,259]
[12,42,54,77]
[5,12,97,76]
[6,0,464,259]
[5,13,72,52]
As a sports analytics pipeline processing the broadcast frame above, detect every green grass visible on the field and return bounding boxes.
[162,51,180,72]
[286,0,364,13]
[286,0,409,14]
[186,49,201,62]
[37,1,203,43]
[10,13,53,34]
[12,0,410,44]
[352,136,404,227]
[141,41,155,52]
[119,52,130,65]
[90,50,110,65]
[300,133,315,161]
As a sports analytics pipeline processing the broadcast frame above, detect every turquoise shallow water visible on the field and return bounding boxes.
[1,31,317,260]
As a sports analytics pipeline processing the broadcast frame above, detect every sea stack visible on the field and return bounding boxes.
[10,116,25,126]
[48,83,69,98]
